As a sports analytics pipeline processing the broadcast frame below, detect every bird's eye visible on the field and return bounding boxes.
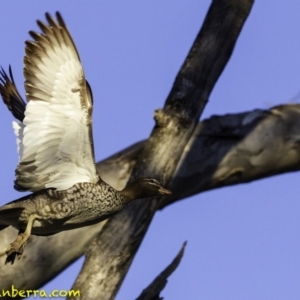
[149,179,156,184]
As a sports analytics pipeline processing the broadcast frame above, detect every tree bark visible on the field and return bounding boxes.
[70,1,254,299]
[2,102,300,297]
[8,0,300,299]
[136,242,187,300]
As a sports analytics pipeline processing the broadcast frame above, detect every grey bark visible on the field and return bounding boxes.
[1,102,300,296]
[3,0,299,299]
[70,0,254,299]
[136,242,187,300]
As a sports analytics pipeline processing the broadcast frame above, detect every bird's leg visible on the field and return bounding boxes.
[5,214,37,265]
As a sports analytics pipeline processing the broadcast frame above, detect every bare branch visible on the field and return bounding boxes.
[136,242,187,300]
[165,0,254,121]
[1,103,299,293]
[100,104,300,210]
[0,0,259,296]
[161,104,300,208]
[71,1,253,299]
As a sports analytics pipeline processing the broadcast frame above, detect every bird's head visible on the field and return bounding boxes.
[120,178,172,204]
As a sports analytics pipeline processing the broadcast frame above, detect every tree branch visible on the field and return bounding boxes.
[161,104,300,208]
[70,1,253,299]
[0,0,259,297]
[2,102,299,295]
[136,242,187,300]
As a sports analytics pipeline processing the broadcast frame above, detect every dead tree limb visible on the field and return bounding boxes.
[6,1,298,299]
[136,242,187,300]
[70,1,254,299]
[2,102,300,296]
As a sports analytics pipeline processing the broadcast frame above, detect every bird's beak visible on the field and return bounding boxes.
[159,187,172,195]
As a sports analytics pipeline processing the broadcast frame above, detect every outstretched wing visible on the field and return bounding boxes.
[0,66,26,122]
[14,12,99,192]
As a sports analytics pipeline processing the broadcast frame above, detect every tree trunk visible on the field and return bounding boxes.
[4,1,300,299]
[70,1,253,299]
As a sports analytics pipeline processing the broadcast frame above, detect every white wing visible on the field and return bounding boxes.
[14,12,99,192]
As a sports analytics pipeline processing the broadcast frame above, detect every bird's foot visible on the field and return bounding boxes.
[5,233,28,265]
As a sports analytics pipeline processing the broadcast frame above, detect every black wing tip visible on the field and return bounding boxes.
[0,66,11,82]
[14,181,28,192]
[0,66,26,122]
[42,11,65,27]
[28,30,39,39]
[0,224,8,232]
[45,12,56,28]
[8,65,14,83]
[33,12,67,37]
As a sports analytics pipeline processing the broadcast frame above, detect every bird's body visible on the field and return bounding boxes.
[0,12,171,264]
[0,181,124,236]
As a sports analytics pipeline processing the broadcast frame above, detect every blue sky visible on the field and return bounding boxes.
[1,1,300,299]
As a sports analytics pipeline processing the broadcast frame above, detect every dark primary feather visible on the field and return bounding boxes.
[0,66,26,122]
[0,224,8,231]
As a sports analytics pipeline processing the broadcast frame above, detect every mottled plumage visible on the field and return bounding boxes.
[1,182,124,236]
[0,12,171,265]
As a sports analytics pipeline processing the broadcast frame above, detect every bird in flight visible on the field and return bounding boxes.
[0,12,171,265]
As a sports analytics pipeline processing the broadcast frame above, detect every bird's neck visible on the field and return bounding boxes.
[120,185,144,205]
[120,189,136,205]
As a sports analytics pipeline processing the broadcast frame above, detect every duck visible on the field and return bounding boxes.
[0,12,171,265]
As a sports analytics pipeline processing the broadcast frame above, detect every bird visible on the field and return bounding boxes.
[0,12,171,265]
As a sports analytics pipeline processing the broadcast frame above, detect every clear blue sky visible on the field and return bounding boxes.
[1,1,300,299]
